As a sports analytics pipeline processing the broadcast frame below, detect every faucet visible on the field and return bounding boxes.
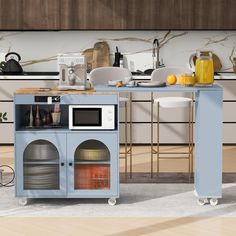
[152,38,164,69]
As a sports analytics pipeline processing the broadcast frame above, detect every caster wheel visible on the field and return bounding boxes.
[197,198,208,206]
[210,198,218,206]
[108,198,116,206]
[19,198,28,206]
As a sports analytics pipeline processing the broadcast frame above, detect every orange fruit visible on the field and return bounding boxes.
[116,81,124,87]
[166,74,177,85]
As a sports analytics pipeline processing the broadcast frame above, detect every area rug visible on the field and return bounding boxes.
[0,184,236,217]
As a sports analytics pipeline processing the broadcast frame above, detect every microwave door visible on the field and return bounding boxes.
[72,108,102,128]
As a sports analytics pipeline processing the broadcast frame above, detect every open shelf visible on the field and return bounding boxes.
[74,161,110,165]
[15,104,69,131]
[24,161,60,165]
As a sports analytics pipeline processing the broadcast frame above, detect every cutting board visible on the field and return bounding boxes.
[92,41,110,69]
[83,41,111,71]
[82,48,94,72]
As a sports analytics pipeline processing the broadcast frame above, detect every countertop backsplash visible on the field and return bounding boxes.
[0,31,235,73]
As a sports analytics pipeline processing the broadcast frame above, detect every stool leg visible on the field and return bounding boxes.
[157,102,160,180]
[129,93,133,179]
[151,92,154,178]
[125,101,128,181]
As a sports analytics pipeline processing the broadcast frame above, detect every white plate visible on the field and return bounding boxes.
[137,82,166,87]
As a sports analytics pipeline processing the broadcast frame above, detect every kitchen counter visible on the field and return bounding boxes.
[0,72,59,80]
[132,73,236,80]
[1,72,236,81]
[95,84,223,204]
[94,84,222,93]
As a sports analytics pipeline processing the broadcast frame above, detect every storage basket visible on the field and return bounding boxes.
[75,164,110,189]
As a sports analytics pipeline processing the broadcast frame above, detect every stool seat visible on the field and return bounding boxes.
[154,97,192,108]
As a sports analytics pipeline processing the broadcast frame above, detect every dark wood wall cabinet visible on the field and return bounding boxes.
[0,0,59,30]
[0,0,235,30]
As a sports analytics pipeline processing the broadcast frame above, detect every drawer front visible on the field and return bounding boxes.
[120,123,236,144]
[1,102,14,122]
[215,81,236,100]
[120,102,192,122]
[120,123,194,144]
[223,103,236,122]
[224,124,236,143]
[15,94,118,105]
[132,92,193,100]
[0,80,58,100]
[0,123,14,143]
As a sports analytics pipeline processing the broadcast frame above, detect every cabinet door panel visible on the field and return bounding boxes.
[0,0,22,29]
[15,133,67,197]
[0,123,14,144]
[0,0,59,30]
[67,132,119,197]
[22,0,59,29]
[0,80,58,100]
[193,0,236,29]
[60,0,127,29]
[127,0,194,29]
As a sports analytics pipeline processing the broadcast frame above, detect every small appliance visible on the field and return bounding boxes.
[57,53,87,90]
[2,52,23,74]
[69,105,115,130]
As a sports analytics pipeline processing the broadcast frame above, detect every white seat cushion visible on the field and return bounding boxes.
[154,97,192,108]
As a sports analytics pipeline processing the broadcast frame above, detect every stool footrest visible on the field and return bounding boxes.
[158,156,190,160]
[120,148,131,155]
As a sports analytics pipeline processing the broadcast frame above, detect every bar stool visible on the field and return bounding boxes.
[150,67,194,181]
[89,67,133,179]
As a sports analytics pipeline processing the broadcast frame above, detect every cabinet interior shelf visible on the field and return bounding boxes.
[17,128,69,132]
[24,161,59,165]
[74,161,110,164]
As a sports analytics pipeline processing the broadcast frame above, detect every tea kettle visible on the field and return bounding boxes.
[2,52,23,74]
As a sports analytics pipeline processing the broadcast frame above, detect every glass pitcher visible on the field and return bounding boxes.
[195,51,214,85]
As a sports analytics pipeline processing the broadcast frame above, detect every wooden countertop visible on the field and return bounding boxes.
[15,88,117,95]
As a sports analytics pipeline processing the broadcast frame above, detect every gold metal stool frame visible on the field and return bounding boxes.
[119,93,133,179]
[151,93,194,182]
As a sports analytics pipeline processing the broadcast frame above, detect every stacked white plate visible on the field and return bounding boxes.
[24,165,59,190]
[24,140,59,161]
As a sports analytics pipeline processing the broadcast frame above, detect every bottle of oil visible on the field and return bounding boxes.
[195,51,214,86]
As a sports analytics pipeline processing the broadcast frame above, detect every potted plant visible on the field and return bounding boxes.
[0,112,7,122]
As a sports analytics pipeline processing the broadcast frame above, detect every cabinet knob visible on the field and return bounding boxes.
[61,162,65,166]
[69,162,73,166]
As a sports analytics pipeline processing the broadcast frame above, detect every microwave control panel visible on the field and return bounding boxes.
[34,96,60,103]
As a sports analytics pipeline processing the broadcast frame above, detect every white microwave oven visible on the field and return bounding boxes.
[69,105,116,130]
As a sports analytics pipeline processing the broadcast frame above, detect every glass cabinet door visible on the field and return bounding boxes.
[15,133,67,197]
[74,139,111,190]
[23,140,60,190]
[67,133,119,197]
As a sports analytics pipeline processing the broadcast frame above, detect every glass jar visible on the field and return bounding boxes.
[195,51,214,85]
[179,74,196,86]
